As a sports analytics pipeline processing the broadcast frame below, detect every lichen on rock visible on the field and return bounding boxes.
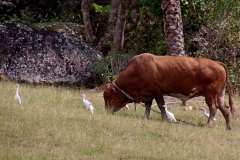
[0,22,103,88]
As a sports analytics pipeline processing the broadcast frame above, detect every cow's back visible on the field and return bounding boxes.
[118,53,226,96]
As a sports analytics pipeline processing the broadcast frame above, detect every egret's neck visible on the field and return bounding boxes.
[16,86,19,94]
[203,110,206,114]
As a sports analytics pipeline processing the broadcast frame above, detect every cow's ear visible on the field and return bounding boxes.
[111,87,116,93]
[106,84,116,93]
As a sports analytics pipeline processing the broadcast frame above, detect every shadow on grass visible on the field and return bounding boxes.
[117,108,203,128]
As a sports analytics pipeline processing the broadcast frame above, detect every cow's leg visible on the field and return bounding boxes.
[180,98,187,106]
[143,101,152,119]
[217,86,231,130]
[218,104,231,130]
[182,100,186,106]
[205,95,218,127]
[155,95,166,120]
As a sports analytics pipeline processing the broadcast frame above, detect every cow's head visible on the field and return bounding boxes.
[103,83,129,113]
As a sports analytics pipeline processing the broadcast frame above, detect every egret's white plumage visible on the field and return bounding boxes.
[89,104,94,114]
[82,94,90,108]
[201,108,217,121]
[163,105,176,122]
[14,84,22,107]
[82,94,94,114]
[125,104,130,110]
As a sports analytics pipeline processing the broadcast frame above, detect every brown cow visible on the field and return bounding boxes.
[103,53,235,130]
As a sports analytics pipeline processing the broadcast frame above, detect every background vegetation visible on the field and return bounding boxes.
[0,0,239,91]
[1,81,240,159]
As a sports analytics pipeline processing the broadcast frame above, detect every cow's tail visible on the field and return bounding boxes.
[219,62,235,115]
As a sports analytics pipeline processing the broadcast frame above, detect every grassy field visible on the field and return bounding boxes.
[0,81,240,160]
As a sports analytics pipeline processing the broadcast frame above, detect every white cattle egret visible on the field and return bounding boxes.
[163,105,176,122]
[201,108,217,121]
[14,84,22,107]
[82,94,94,114]
[82,94,90,108]
[125,104,130,110]
[89,104,94,114]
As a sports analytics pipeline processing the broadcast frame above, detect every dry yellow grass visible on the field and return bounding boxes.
[0,81,240,159]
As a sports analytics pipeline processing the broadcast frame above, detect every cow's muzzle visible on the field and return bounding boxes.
[105,106,117,114]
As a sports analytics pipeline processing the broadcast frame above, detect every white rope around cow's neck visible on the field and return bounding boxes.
[112,81,135,102]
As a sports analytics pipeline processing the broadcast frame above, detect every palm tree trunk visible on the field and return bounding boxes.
[162,0,185,56]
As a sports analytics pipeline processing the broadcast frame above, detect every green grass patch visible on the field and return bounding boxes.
[0,81,240,159]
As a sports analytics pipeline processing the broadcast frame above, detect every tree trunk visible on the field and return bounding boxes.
[114,0,128,51]
[162,0,185,56]
[125,0,140,33]
[81,0,97,45]
[96,0,140,53]
[96,0,118,52]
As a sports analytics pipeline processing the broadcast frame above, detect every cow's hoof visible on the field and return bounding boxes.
[226,125,232,130]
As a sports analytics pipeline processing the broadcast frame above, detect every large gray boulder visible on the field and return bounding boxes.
[0,23,102,88]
